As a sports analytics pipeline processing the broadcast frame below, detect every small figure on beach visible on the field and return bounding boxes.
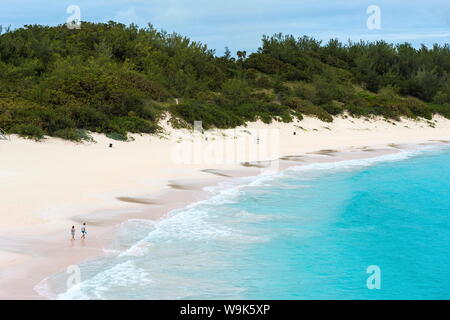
[71,226,76,240]
[81,222,87,239]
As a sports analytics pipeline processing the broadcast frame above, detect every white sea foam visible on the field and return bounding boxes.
[34,277,58,300]
[57,260,153,300]
[119,240,154,257]
[143,205,264,243]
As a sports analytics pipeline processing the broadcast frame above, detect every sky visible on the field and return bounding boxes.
[0,0,449,55]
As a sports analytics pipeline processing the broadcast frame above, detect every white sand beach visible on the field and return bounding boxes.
[1,114,450,299]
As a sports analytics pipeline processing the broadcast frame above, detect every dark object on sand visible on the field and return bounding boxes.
[109,143,113,148]
[293,132,297,135]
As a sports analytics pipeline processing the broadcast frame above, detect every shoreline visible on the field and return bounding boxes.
[1,115,450,299]
[38,142,449,300]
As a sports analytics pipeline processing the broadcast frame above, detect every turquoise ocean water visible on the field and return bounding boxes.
[46,145,450,299]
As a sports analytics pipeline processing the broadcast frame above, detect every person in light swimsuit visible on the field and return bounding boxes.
[81,223,87,239]
[71,226,76,240]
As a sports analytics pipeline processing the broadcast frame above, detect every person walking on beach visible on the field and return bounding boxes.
[71,226,76,240]
[81,223,87,239]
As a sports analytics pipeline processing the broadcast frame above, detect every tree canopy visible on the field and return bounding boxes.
[0,22,449,140]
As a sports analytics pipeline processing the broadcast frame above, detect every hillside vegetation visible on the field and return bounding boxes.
[0,22,449,140]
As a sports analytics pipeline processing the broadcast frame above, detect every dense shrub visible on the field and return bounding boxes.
[10,123,46,139]
[53,128,89,141]
[106,132,129,141]
[322,102,345,115]
[107,116,158,135]
[170,101,244,129]
[285,97,333,122]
